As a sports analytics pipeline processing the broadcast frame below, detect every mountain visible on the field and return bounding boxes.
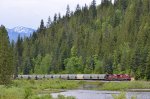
[7,26,35,42]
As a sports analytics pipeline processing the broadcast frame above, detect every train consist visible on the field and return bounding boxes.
[16,74,131,81]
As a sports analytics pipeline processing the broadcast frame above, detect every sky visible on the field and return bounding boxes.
[0,0,103,29]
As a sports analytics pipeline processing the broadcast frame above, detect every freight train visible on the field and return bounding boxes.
[16,74,131,81]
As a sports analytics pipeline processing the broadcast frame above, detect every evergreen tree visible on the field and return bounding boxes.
[39,19,45,32]
[101,0,111,7]
[53,13,57,23]
[66,5,70,18]
[82,4,89,23]
[15,35,23,77]
[90,0,97,18]
[122,0,128,12]
[75,4,81,16]
[58,13,61,20]
[0,25,14,85]
[46,16,51,28]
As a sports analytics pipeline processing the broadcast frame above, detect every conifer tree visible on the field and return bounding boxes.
[75,4,81,16]
[101,0,111,6]
[15,35,23,77]
[82,4,89,23]
[90,0,97,19]
[58,13,61,20]
[39,19,45,32]
[0,25,14,85]
[46,16,51,28]
[66,5,70,18]
[54,13,57,23]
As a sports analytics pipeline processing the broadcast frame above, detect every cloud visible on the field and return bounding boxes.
[0,0,101,29]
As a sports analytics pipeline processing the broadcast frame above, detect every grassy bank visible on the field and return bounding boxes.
[0,79,80,99]
[100,81,150,91]
[0,80,150,99]
[79,81,150,91]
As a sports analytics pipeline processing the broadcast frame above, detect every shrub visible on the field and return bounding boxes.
[30,94,53,99]
[112,92,126,99]
[24,87,33,99]
[58,95,76,99]
[112,92,137,99]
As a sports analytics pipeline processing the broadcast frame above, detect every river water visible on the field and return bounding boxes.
[51,90,150,99]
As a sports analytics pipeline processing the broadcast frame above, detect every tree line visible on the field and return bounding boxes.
[13,0,150,80]
[0,0,150,84]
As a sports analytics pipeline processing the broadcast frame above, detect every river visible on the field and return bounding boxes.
[51,90,150,99]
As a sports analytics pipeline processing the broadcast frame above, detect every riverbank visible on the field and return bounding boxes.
[0,80,150,99]
[99,81,150,91]
[80,80,150,91]
[0,79,80,99]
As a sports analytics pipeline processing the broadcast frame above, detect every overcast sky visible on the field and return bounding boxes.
[0,0,103,29]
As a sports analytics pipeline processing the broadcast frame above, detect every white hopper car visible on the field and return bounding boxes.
[16,74,106,80]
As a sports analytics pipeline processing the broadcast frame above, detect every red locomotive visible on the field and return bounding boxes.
[105,74,131,81]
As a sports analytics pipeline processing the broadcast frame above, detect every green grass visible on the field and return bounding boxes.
[112,92,126,99]
[0,79,80,99]
[112,92,137,99]
[57,95,76,99]
[0,86,25,99]
[100,81,150,91]
[13,79,79,90]
[0,80,149,99]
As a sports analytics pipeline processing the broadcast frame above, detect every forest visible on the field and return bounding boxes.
[0,0,150,83]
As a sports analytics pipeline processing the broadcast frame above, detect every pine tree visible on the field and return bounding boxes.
[82,4,89,23]
[122,0,128,12]
[53,13,57,23]
[58,13,61,20]
[0,25,14,85]
[15,35,23,77]
[39,19,45,32]
[46,16,51,28]
[66,5,70,18]
[90,0,97,19]
[75,4,81,16]
[101,0,111,7]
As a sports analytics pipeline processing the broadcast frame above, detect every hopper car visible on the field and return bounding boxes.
[16,74,131,81]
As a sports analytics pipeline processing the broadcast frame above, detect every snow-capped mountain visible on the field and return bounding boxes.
[7,26,35,42]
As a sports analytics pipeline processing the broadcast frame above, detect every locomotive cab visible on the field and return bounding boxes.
[105,74,131,81]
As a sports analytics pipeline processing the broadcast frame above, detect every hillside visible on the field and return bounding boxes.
[14,0,150,80]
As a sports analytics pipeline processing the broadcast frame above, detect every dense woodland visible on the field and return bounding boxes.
[0,0,150,83]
